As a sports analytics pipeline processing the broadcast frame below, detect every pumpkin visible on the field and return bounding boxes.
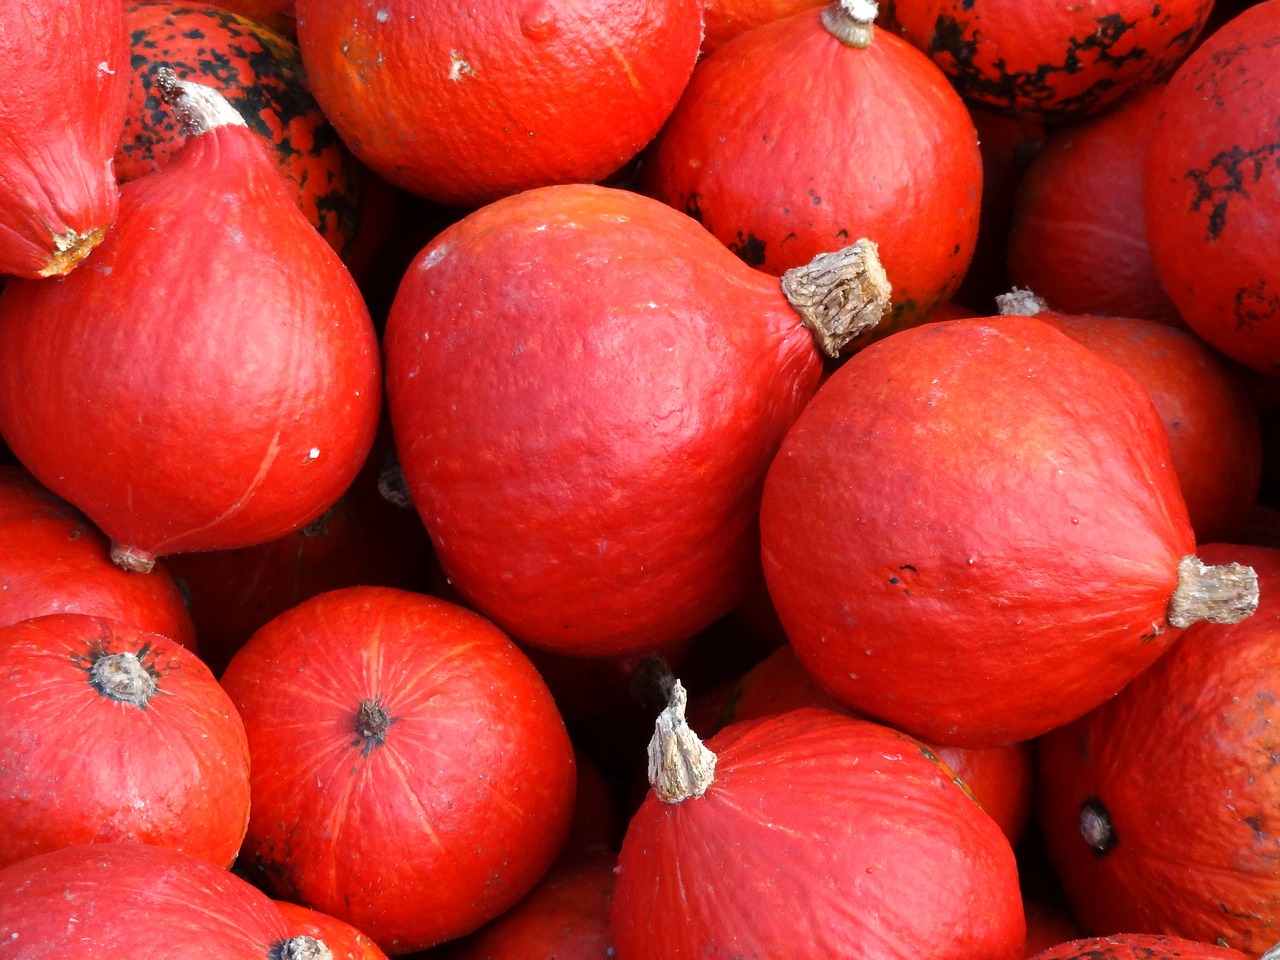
[385,182,891,658]
[294,0,703,208]
[0,466,197,650]
[0,614,250,870]
[1143,1,1280,373]
[1037,543,1280,955]
[641,0,981,333]
[611,686,1026,959]
[1022,900,1084,957]
[886,0,1214,121]
[760,313,1258,747]
[118,2,361,255]
[1006,85,1181,325]
[274,901,389,960]
[0,842,327,959]
[0,0,128,277]
[219,585,578,953]
[211,0,297,37]
[997,292,1263,543]
[700,0,828,55]
[1028,935,1252,960]
[0,73,382,573]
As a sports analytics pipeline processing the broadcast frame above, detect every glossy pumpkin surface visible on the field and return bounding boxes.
[0,614,250,870]
[760,314,1198,746]
[220,586,578,953]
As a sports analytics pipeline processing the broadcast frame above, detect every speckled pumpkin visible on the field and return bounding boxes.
[118,2,359,253]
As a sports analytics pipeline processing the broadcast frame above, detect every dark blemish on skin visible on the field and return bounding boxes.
[1235,280,1280,334]
[1185,140,1280,242]
[728,232,767,267]
[899,564,918,573]
[684,191,704,224]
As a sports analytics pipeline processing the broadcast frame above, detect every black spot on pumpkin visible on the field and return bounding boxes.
[728,232,767,267]
[1185,139,1280,242]
[683,191,704,224]
[1235,280,1280,334]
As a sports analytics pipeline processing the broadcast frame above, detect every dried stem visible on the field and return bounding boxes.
[647,679,717,803]
[782,237,892,357]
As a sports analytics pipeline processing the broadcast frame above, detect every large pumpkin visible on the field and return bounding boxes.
[760,313,1257,746]
[385,182,890,658]
[219,586,578,953]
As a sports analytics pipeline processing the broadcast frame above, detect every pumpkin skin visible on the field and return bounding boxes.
[294,0,702,208]
[0,466,197,650]
[612,707,1026,960]
[119,2,360,255]
[1028,935,1250,960]
[0,842,302,959]
[0,0,128,278]
[760,314,1202,747]
[211,0,296,37]
[1144,1,1280,373]
[0,78,382,571]
[1007,85,1182,326]
[219,586,578,953]
[700,0,827,55]
[1037,543,1280,954]
[641,8,981,333]
[887,0,1214,122]
[0,614,251,871]
[385,183,847,658]
[274,901,390,960]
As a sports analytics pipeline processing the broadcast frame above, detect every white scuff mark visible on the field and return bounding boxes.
[448,50,475,81]
[98,62,115,75]
[304,447,321,463]
[376,8,389,21]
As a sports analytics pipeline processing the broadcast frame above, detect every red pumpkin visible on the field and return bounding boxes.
[760,313,1257,746]
[211,0,297,37]
[445,848,616,960]
[0,614,250,870]
[887,0,1214,121]
[118,2,361,255]
[0,74,382,573]
[998,294,1263,543]
[274,901,389,960]
[1144,1,1280,372]
[1028,935,1250,960]
[0,0,128,278]
[295,0,703,207]
[0,842,322,959]
[385,183,890,658]
[0,466,197,650]
[219,586,578,953]
[700,0,827,55]
[1022,900,1084,957]
[611,690,1026,959]
[1038,543,1280,954]
[641,2,981,333]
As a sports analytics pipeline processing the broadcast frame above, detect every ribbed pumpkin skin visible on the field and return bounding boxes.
[118,2,360,254]
[0,842,292,959]
[295,0,702,207]
[384,183,825,658]
[0,466,197,649]
[760,315,1195,747]
[0,0,128,278]
[274,901,389,960]
[0,615,250,871]
[1144,1,1280,373]
[612,709,1025,960]
[1029,935,1250,960]
[888,0,1214,121]
[1038,543,1280,956]
[220,586,578,954]
[642,12,981,334]
[0,114,382,564]
[1007,85,1181,325]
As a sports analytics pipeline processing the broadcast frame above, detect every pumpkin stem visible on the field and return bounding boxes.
[377,451,415,509]
[781,237,892,357]
[647,679,717,804]
[1167,555,1259,629]
[994,287,1049,317]
[821,0,879,48]
[153,65,247,137]
[109,543,157,574]
[89,651,159,706]
[38,225,108,277]
[272,936,334,960]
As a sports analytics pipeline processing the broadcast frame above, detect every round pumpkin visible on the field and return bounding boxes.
[219,585,578,953]
[700,0,828,55]
[641,0,982,334]
[1028,935,1251,960]
[1144,1,1280,372]
[119,1,360,254]
[385,182,891,658]
[760,313,1257,746]
[0,466,197,650]
[1038,543,1280,954]
[887,0,1214,121]
[0,74,382,572]
[0,614,250,871]
[294,0,703,207]
[0,842,322,959]
[611,690,1026,959]
[274,901,389,960]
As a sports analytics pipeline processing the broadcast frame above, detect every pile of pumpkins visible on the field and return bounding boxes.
[2,0,1280,957]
